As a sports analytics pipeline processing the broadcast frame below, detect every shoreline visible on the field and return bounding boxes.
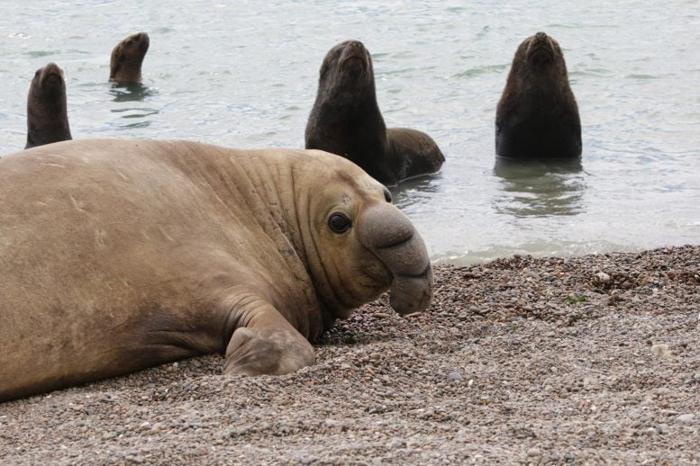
[1,245,698,464]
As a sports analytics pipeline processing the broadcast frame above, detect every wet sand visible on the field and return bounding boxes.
[1,246,698,464]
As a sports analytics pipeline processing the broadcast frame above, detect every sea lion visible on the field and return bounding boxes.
[25,62,72,149]
[110,32,150,83]
[0,139,433,402]
[305,40,445,187]
[495,32,582,161]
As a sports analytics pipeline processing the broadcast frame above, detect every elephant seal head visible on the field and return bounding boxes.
[291,150,433,319]
[110,32,150,84]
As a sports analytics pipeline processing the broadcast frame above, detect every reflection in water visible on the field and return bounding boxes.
[109,83,156,102]
[493,157,586,217]
[391,173,443,210]
[109,83,159,129]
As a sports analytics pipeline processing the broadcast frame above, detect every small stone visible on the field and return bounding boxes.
[595,271,611,282]
[387,438,406,449]
[527,447,541,457]
[676,414,695,424]
[583,376,600,390]
[447,369,463,382]
[650,343,672,359]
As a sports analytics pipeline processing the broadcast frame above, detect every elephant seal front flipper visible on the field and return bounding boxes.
[223,297,315,376]
[25,63,72,149]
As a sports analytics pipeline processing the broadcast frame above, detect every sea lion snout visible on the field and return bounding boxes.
[357,203,433,316]
[123,32,150,51]
[133,32,150,52]
[339,40,369,72]
[527,32,555,65]
[39,63,64,89]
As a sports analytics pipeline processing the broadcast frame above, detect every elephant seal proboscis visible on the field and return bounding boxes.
[25,62,72,149]
[0,139,433,402]
[496,32,582,161]
[305,40,445,187]
[110,32,150,84]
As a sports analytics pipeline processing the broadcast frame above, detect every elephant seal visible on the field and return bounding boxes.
[25,62,72,149]
[496,32,582,161]
[110,32,150,83]
[305,40,445,187]
[0,139,433,402]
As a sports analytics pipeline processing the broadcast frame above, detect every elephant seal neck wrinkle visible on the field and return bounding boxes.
[242,155,325,337]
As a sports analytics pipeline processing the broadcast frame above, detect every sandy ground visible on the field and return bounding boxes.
[1,246,699,464]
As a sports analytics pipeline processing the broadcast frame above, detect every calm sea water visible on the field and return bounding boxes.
[1,1,699,264]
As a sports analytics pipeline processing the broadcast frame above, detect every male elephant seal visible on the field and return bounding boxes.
[305,40,445,187]
[496,32,582,161]
[0,139,433,402]
[110,32,150,83]
[25,62,72,149]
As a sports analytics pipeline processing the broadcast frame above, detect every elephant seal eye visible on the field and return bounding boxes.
[383,187,392,203]
[328,212,352,234]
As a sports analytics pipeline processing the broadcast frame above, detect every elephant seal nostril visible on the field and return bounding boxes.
[383,187,392,203]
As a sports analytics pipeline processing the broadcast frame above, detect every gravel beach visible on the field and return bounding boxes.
[1,246,698,464]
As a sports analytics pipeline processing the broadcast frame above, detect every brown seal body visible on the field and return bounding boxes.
[305,40,444,186]
[110,32,150,83]
[496,32,582,161]
[0,139,433,402]
[25,63,72,149]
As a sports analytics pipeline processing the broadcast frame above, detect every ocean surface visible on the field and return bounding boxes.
[1,0,699,264]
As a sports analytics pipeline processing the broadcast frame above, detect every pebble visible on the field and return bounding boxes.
[650,343,672,359]
[676,414,695,424]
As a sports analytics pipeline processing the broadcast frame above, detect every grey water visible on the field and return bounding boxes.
[1,0,699,264]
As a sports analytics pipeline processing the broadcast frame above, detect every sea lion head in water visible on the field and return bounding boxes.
[511,32,569,87]
[496,32,582,160]
[306,41,445,186]
[315,40,377,107]
[25,62,72,149]
[109,32,150,83]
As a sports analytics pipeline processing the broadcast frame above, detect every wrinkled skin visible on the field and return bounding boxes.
[0,139,432,402]
[25,62,72,149]
[110,32,150,83]
[496,32,582,161]
[305,40,445,186]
